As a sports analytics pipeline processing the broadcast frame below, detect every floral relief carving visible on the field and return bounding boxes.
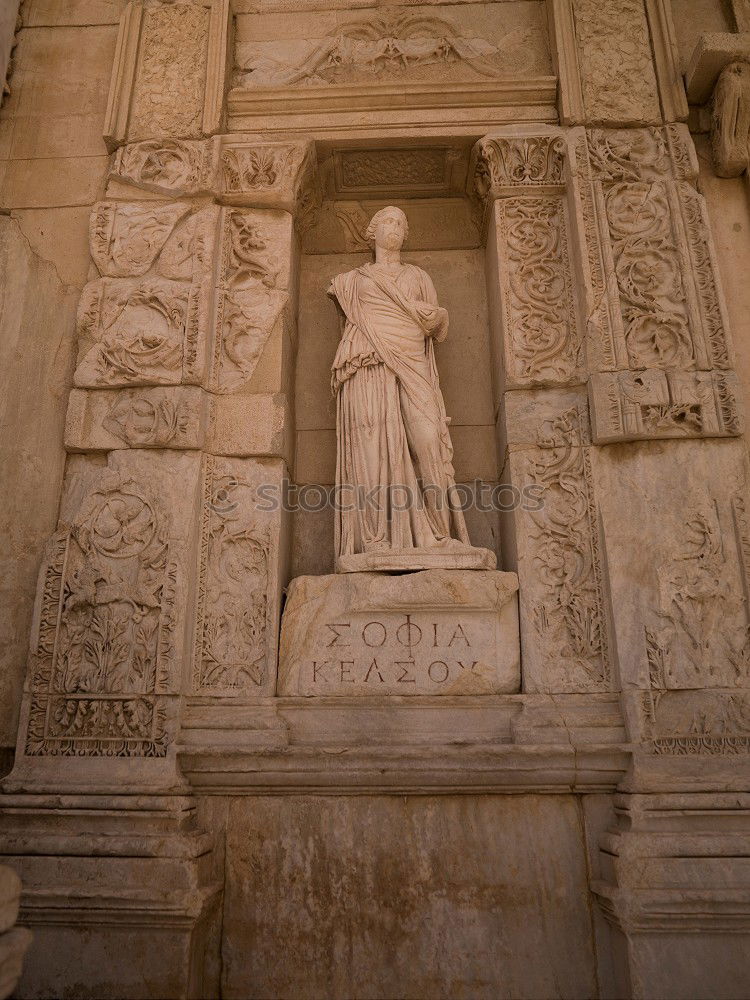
[588,127,734,377]
[212,210,289,393]
[587,128,669,183]
[103,390,192,447]
[572,0,660,124]
[644,501,750,694]
[604,182,693,370]
[193,458,271,694]
[25,475,178,757]
[234,12,540,89]
[524,407,610,691]
[111,139,214,197]
[496,196,580,384]
[129,2,210,141]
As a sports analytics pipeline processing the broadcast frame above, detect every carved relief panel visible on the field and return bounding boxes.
[20,452,202,760]
[104,0,230,148]
[192,457,288,697]
[501,389,611,693]
[211,207,296,395]
[593,439,750,753]
[75,200,220,390]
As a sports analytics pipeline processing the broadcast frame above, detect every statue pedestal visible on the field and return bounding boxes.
[335,545,497,573]
[277,569,519,696]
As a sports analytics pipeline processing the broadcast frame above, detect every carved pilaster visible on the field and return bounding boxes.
[104,0,232,150]
[584,125,741,444]
[472,129,585,393]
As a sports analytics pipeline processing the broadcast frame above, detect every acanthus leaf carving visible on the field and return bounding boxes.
[474,135,565,205]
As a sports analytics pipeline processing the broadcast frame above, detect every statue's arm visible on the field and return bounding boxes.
[416,269,449,343]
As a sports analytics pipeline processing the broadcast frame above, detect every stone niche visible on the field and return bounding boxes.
[294,169,501,578]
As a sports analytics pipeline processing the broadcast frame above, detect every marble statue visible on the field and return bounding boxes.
[328,205,496,572]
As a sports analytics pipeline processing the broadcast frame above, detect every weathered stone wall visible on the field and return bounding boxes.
[0,0,126,751]
[1,1,750,998]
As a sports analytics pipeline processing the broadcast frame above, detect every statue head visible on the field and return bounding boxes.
[365,206,408,252]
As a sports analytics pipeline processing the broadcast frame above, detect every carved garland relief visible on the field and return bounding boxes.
[76,201,217,390]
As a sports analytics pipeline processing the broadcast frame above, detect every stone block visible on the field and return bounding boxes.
[278,569,520,696]
[685,32,750,104]
[0,868,20,936]
[65,385,208,451]
[221,794,598,999]
[208,392,293,464]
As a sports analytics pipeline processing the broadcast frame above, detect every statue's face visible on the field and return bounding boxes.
[374,210,406,251]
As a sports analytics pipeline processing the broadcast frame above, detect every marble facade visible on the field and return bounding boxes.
[2,1,750,998]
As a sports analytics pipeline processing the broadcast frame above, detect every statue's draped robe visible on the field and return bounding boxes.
[330,262,470,559]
